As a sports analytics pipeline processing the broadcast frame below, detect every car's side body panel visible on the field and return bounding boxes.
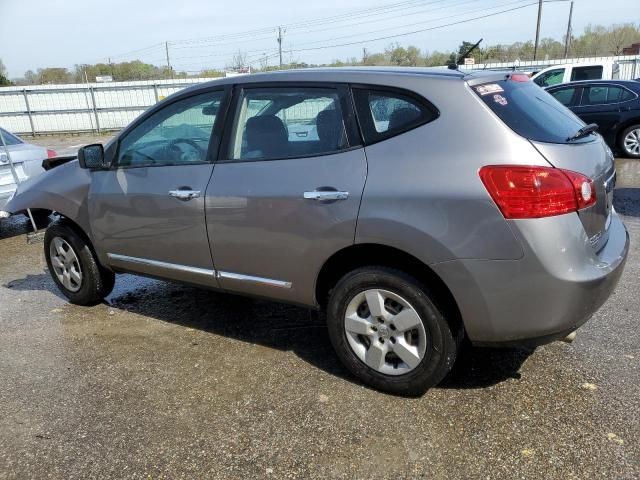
[355,77,549,265]
[3,160,92,235]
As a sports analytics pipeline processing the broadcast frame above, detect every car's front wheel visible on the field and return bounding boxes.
[620,124,640,158]
[44,221,115,305]
[326,267,461,396]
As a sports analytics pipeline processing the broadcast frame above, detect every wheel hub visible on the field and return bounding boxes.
[377,324,390,339]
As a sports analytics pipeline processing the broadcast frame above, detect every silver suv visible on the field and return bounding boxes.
[4,68,629,395]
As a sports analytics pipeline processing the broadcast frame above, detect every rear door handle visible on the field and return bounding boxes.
[169,189,201,201]
[303,190,349,202]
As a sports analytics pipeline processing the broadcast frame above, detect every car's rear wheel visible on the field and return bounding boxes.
[620,124,640,158]
[326,266,461,396]
[44,221,115,305]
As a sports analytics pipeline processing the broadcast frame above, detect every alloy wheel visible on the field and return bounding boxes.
[49,237,83,292]
[344,288,427,376]
[623,128,640,156]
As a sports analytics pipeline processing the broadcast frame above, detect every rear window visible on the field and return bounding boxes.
[474,79,590,144]
[0,128,23,146]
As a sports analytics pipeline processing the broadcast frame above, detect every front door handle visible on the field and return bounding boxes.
[169,189,201,201]
[303,190,349,201]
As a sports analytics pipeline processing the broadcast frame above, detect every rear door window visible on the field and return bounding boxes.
[474,78,590,144]
[570,66,603,81]
[352,88,438,144]
[227,87,350,161]
[533,68,565,87]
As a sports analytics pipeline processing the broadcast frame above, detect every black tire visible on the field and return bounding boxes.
[619,124,640,159]
[44,221,115,305]
[327,266,461,396]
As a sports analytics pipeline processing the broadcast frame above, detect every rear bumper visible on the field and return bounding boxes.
[433,210,629,346]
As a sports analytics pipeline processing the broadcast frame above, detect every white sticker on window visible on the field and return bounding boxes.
[493,94,508,106]
[476,84,504,96]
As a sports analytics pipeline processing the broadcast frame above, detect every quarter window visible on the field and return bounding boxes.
[228,87,349,161]
[117,91,224,167]
[352,89,437,144]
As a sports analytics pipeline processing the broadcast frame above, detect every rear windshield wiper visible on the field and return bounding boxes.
[566,123,598,142]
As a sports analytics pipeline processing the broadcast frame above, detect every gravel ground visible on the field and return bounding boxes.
[0,136,638,479]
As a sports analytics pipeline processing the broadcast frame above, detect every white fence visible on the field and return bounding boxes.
[0,78,211,135]
[2,55,639,136]
[459,54,640,77]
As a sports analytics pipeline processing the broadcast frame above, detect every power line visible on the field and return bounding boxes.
[287,1,562,54]
[290,0,532,49]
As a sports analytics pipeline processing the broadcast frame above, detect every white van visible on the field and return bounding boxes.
[532,62,620,87]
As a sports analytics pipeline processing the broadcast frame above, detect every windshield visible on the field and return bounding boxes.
[473,79,592,144]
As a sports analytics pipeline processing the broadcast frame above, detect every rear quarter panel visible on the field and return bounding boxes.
[356,76,550,264]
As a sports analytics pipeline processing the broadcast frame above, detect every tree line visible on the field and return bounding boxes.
[2,22,639,85]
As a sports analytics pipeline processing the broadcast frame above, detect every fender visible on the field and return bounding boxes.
[3,160,93,239]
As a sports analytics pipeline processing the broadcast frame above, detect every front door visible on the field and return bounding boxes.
[89,89,228,286]
[206,85,366,305]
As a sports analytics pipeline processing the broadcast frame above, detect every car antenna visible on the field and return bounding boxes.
[448,38,483,70]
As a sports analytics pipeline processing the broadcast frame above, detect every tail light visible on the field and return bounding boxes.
[479,165,596,219]
[510,73,530,82]
[46,149,57,158]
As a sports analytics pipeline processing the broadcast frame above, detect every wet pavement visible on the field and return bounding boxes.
[0,147,639,478]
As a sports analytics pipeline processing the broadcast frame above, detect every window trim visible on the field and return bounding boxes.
[111,85,231,170]
[217,82,362,164]
[349,83,440,146]
[575,83,639,108]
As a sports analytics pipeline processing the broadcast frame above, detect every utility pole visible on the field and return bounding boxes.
[533,0,543,60]
[277,26,284,68]
[165,41,173,79]
[108,57,114,78]
[564,1,574,59]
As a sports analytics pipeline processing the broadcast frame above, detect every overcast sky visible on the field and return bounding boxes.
[0,0,633,77]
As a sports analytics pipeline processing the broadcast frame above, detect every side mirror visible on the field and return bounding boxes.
[78,144,107,169]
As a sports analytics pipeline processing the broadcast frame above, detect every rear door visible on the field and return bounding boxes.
[206,84,366,305]
[89,88,229,286]
[573,84,629,142]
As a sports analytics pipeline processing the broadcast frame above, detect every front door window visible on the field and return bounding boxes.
[117,92,224,167]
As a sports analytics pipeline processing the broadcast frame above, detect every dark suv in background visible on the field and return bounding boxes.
[4,68,629,395]
[547,79,640,158]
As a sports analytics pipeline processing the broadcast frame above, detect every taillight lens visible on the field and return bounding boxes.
[510,73,530,82]
[479,165,596,219]
[46,149,57,158]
